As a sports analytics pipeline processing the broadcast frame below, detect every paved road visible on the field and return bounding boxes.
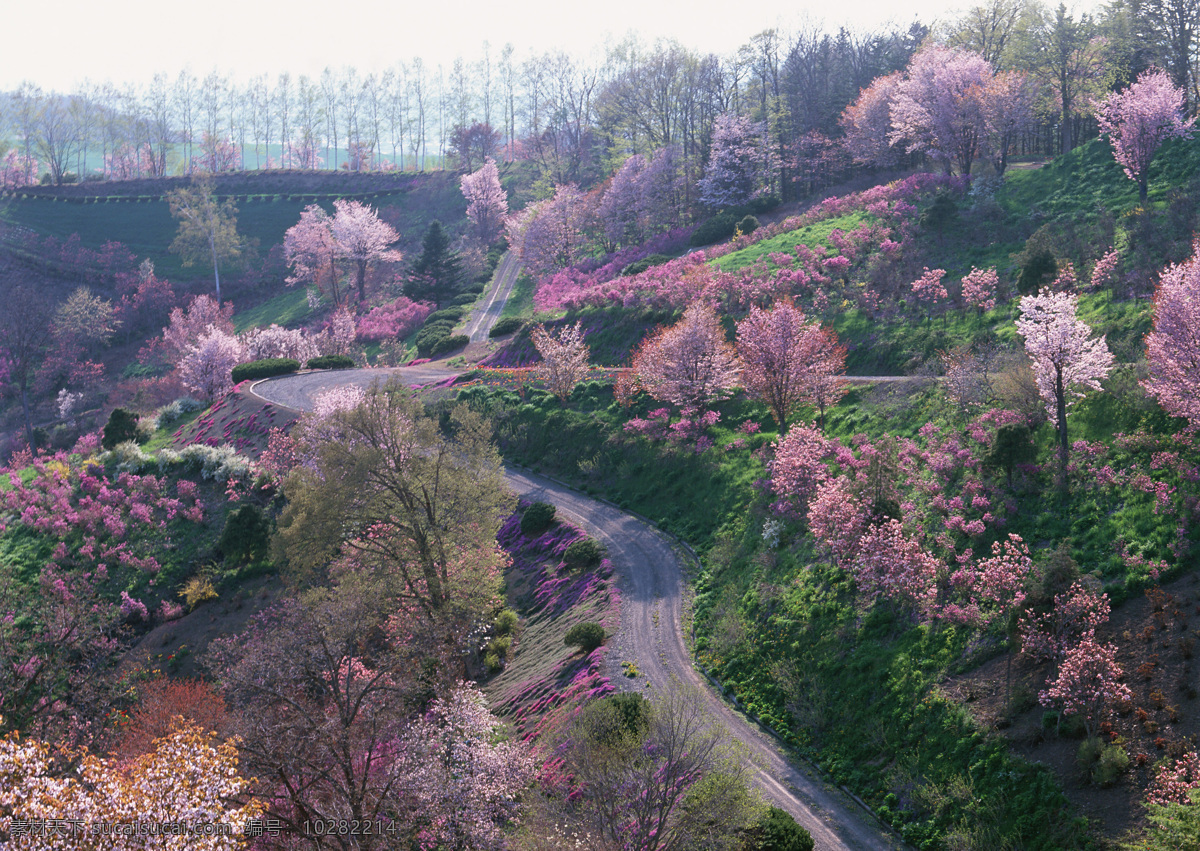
[463,250,522,342]
[250,368,906,851]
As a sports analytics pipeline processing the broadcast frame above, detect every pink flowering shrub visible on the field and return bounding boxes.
[356,297,435,341]
[0,453,209,579]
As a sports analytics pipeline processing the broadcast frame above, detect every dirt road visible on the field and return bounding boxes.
[251,369,906,851]
[463,251,522,342]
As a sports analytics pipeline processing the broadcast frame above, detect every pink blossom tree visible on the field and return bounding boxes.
[890,45,993,175]
[460,157,509,245]
[630,301,740,411]
[980,70,1039,175]
[840,72,904,167]
[284,204,343,306]
[1089,248,1121,291]
[961,266,999,312]
[736,302,845,430]
[507,184,598,276]
[807,476,869,565]
[597,153,646,247]
[392,683,536,848]
[853,518,941,614]
[530,320,591,403]
[911,267,949,315]
[798,325,849,432]
[1149,752,1200,805]
[178,326,246,400]
[1143,242,1200,430]
[770,424,832,514]
[331,199,402,303]
[1095,69,1195,201]
[160,294,234,365]
[949,534,1034,629]
[1015,288,1114,476]
[1038,635,1131,740]
[1019,580,1111,663]
[698,113,772,209]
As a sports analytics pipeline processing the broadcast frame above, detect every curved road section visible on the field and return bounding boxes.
[252,369,905,851]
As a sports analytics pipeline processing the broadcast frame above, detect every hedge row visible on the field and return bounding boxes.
[231,358,301,382]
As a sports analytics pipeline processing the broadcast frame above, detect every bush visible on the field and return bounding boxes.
[220,504,271,566]
[564,621,606,653]
[426,307,465,323]
[430,334,469,356]
[737,214,760,235]
[521,501,556,534]
[489,316,524,338]
[182,576,218,611]
[564,537,605,570]
[230,358,301,383]
[689,212,739,246]
[451,293,478,306]
[103,441,155,474]
[744,806,814,851]
[467,282,486,295]
[1092,742,1130,787]
[415,321,458,355]
[306,354,356,370]
[621,254,674,277]
[152,397,203,430]
[495,609,519,634]
[102,408,141,450]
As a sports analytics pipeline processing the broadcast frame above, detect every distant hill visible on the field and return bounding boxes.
[0,170,470,282]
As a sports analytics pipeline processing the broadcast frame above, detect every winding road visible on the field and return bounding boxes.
[250,367,906,851]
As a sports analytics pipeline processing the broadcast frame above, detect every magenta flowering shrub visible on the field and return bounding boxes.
[1,453,208,578]
[356,296,435,342]
[491,506,620,744]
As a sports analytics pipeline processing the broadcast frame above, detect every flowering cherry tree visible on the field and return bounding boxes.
[161,294,234,365]
[1143,242,1200,430]
[1015,288,1114,475]
[1038,636,1131,740]
[1089,248,1121,291]
[911,267,949,313]
[960,267,999,312]
[698,113,772,209]
[331,199,402,303]
[460,157,509,245]
[840,72,904,167]
[1019,580,1111,662]
[178,326,246,400]
[630,301,740,411]
[853,518,941,613]
[807,476,869,565]
[0,718,264,849]
[736,302,845,430]
[770,424,833,514]
[948,534,1033,629]
[530,321,591,402]
[889,45,993,175]
[1095,69,1194,201]
[284,204,343,306]
[392,684,536,849]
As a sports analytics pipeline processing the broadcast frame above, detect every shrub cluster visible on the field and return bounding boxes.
[102,408,142,450]
[520,501,556,534]
[430,334,469,357]
[306,354,356,370]
[564,537,605,570]
[564,621,606,653]
[152,397,203,430]
[489,316,524,338]
[230,358,300,383]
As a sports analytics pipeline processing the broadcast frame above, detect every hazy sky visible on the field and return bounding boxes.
[3,0,974,93]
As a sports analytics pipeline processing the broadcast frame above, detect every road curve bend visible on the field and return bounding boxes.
[251,369,906,851]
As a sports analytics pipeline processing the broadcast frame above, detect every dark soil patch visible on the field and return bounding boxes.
[946,571,1200,843]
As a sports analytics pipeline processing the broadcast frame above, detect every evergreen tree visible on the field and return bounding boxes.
[406,221,462,308]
